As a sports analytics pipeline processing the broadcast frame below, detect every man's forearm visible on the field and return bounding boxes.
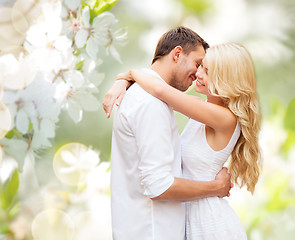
[151,177,225,201]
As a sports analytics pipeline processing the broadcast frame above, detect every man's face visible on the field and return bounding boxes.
[170,45,205,92]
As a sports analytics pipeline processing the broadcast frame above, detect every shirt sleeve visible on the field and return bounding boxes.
[131,97,175,198]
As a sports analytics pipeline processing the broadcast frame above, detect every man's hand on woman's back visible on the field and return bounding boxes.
[215,167,233,198]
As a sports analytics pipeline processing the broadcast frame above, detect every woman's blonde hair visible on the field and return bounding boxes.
[205,43,262,194]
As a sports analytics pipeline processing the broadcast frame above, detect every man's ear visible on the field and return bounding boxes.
[171,46,183,62]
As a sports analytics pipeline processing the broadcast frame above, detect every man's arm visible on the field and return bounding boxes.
[132,96,231,202]
[152,168,232,201]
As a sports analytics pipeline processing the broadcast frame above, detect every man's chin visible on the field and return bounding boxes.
[181,86,189,92]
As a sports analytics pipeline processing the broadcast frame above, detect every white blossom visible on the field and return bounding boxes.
[0,54,18,85]
[2,74,61,149]
[24,3,73,73]
[75,7,127,61]
[1,53,38,90]
[54,69,100,123]
[0,101,12,139]
[3,90,36,134]
[82,58,105,87]
[61,0,82,38]
[0,139,29,168]
[105,27,128,63]
[64,0,81,12]
[0,1,125,238]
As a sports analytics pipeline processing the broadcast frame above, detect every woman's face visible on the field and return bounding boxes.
[194,58,210,96]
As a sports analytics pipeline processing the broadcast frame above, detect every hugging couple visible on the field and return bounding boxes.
[103,26,261,240]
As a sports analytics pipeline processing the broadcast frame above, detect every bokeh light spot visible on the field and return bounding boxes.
[73,209,112,240]
[11,8,29,36]
[53,143,99,186]
[0,8,25,56]
[0,84,3,100]
[31,209,75,240]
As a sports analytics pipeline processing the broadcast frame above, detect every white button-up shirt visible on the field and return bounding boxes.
[111,69,185,240]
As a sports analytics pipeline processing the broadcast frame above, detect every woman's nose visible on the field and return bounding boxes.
[195,71,202,79]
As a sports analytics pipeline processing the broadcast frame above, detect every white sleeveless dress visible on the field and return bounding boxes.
[181,119,247,240]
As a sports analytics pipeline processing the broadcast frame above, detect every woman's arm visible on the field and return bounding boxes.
[129,69,236,131]
[103,79,132,118]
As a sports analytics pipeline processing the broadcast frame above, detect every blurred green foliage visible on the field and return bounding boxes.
[178,0,214,15]
[0,169,19,235]
[0,170,19,211]
[283,98,295,153]
[84,0,118,23]
[265,172,295,211]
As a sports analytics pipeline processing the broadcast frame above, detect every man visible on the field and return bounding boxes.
[103,26,232,240]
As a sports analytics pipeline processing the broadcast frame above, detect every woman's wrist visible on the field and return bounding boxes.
[115,79,133,90]
[116,71,134,82]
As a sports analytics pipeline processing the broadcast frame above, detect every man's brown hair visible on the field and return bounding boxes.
[152,26,209,64]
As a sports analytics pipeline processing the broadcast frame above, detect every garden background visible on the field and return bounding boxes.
[0,0,294,239]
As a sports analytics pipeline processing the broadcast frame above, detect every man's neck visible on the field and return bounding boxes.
[150,61,171,85]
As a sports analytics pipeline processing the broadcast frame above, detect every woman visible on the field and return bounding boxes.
[104,43,261,239]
